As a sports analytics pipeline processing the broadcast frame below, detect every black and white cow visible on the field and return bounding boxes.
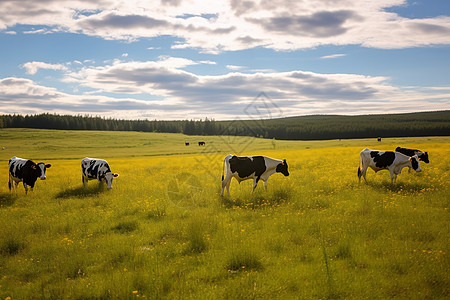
[221,154,289,196]
[395,147,429,163]
[358,148,421,183]
[8,156,51,194]
[81,157,119,189]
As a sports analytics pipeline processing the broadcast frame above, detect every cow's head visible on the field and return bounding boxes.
[409,156,422,172]
[32,162,51,180]
[104,172,119,189]
[276,159,289,176]
[418,152,429,163]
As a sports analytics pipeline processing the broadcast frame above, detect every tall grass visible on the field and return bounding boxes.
[0,130,448,299]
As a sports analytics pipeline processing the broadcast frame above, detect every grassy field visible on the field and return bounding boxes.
[0,129,449,299]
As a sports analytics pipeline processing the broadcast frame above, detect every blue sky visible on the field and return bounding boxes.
[0,0,449,120]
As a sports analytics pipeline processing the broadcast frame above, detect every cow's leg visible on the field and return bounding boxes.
[359,166,368,183]
[82,176,87,187]
[251,178,259,194]
[389,170,395,183]
[23,183,28,194]
[358,162,368,183]
[221,175,232,196]
[12,179,18,192]
[263,179,268,191]
[220,177,226,196]
[9,175,18,192]
[226,179,231,196]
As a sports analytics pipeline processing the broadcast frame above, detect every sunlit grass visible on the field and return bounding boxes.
[0,130,448,299]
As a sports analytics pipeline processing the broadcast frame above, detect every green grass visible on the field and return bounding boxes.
[0,129,449,299]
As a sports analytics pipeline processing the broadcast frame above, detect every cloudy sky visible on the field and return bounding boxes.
[0,0,449,120]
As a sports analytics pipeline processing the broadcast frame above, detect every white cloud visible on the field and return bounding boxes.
[0,77,172,119]
[1,68,449,119]
[1,1,449,119]
[226,65,244,70]
[0,0,449,52]
[321,54,347,59]
[58,57,450,118]
[22,61,68,75]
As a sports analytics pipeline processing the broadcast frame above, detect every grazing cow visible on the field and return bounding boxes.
[358,148,421,183]
[221,154,289,196]
[81,157,119,189]
[185,142,190,146]
[8,156,51,194]
[198,141,205,146]
[377,137,382,142]
[395,147,429,163]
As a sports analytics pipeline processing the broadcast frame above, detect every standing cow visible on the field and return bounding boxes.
[358,148,421,183]
[395,147,429,163]
[8,156,51,194]
[221,154,289,196]
[81,157,119,189]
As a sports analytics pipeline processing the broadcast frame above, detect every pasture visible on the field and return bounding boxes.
[0,129,449,299]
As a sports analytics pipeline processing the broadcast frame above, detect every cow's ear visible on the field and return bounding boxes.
[409,157,413,162]
[114,173,119,178]
[46,164,51,168]
[31,164,37,169]
[282,159,286,165]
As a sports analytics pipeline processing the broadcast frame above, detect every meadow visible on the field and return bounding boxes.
[0,129,448,299]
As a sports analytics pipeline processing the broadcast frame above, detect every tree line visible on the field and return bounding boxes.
[1,111,449,140]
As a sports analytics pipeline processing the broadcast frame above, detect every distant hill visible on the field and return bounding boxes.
[1,110,449,140]
[228,110,450,140]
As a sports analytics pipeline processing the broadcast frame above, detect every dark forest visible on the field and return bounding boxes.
[1,111,449,140]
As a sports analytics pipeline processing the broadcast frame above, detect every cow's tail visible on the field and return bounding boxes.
[8,159,12,191]
[357,155,363,180]
[221,157,226,181]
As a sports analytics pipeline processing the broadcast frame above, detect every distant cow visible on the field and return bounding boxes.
[185,142,190,146]
[8,156,51,194]
[395,147,429,163]
[198,141,205,146]
[358,148,421,183]
[221,154,289,196]
[377,137,382,142]
[81,157,119,189]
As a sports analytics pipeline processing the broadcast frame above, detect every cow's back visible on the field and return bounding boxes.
[229,155,266,178]
[395,147,415,157]
[82,157,97,178]
[360,149,396,170]
[82,157,111,178]
[9,156,29,179]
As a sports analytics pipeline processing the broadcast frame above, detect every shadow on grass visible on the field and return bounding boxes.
[367,181,429,193]
[219,189,291,209]
[0,193,17,208]
[55,185,106,199]
[112,220,139,234]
